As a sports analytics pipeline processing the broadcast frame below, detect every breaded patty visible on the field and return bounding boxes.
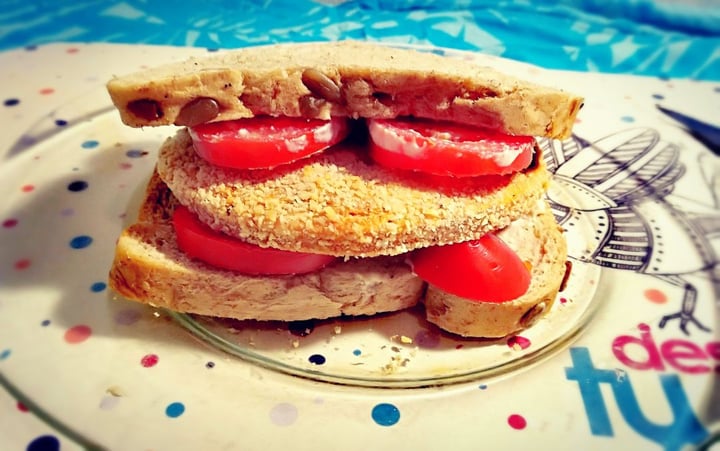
[156,128,551,257]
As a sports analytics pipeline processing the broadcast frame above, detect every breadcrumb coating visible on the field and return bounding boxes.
[157,128,551,257]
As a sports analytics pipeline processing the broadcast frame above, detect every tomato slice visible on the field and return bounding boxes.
[409,233,530,302]
[188,116,350,169]
[367,118,535,177]
[172,205,336,275]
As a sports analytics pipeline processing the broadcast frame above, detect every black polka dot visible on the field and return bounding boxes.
[67,180,88,192]
[4,98,19,107]
[27,435,60,451]
[126,149,148,158]
[308,354,326,365]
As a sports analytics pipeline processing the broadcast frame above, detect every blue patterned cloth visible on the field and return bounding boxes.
[1,0,718,79]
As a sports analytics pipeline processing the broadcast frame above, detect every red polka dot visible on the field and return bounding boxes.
[119,162,132,170]
[21,184,34,193]
[2,218,18,228]
[17,401,29,412]
[508,414,527,430]
[507,335,531,350]
[14,259,31,270]
[66,47,79,54]
[140,354,159,367]
[39,88,55,95]
[559,297,568,304]
[64,325,92,344]
[644,288,667,304]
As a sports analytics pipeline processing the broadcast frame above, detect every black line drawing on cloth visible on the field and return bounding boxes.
[539,128,720,335]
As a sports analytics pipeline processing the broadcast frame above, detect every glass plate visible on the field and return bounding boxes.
[168,176,601,387]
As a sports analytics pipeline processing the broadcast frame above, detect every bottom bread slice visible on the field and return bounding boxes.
[110,171,425,321]
[109,171,568,336]
[424,206,568,338]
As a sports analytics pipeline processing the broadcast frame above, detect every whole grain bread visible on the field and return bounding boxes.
[424,204,568,337]
[107,41,582,139]
[110,172,425,321]
[109,173,568,336]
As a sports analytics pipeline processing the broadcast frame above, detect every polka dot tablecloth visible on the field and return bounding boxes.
[0,43,719,450]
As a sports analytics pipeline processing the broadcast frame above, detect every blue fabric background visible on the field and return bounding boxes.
[0,0,718,79]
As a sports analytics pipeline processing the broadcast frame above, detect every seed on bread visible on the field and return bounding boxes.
[301,68,342,103]
[127,98,164,121]
[518,301,547,328]
[175,97,220,126]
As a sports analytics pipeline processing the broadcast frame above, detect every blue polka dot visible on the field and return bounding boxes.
[55,119,68,127]
[620,116,635,123]
[371,403,400,427]
[41,320,51,327]
[81,140,99,149]
[478,384,488,390]
[651,93,665,100]
[308,354,326,365]
[67,180,88,192]
[69,235,93,249]
[90,282,107,292]
[353,349,362,356]
[25,45,37,51]
[26,435,60,451]
[126,149,148,158]
[0,349,10,360]
[4,98,19,107]
[165,402,185,418]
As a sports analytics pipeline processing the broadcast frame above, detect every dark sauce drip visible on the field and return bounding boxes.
[559,260,573,292]
[288,319,315,337]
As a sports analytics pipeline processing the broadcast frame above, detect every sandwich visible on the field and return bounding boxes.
[106,40,582,338]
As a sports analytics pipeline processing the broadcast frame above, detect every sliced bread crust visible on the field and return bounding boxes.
[157,128,552,257]
[107,41,582,139]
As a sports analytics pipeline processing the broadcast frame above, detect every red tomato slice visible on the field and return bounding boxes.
[172,205,336,275]
[409,233,531,302]
[188,116,350,169]
[368,118,535,177]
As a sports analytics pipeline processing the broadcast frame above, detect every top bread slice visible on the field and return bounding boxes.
[106,40,583,139]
